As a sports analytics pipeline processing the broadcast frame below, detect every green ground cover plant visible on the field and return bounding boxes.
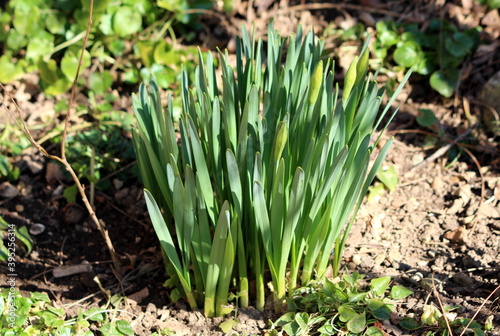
[270,272,414,336]
[0,289,134,336]
[133,22,411,317]
[0,0,203,96]
[373,19,480,98]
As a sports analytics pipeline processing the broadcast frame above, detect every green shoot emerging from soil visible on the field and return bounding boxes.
[132,23,411,317]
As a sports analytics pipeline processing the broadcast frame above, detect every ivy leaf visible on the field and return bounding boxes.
[429,69,459,98]
[112,6,142,37]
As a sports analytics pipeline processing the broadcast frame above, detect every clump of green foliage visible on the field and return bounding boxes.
[269,272,413,336]
[374,19,480,98]
[133,23,410,317]
[0,289,134,335]
[0,0,205,95]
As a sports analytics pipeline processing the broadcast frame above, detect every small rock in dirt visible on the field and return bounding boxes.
[0,182,19,198]
[452,272,475,287]
[29,223,46,235]
[21,153,45,174]
[63,203,86,224]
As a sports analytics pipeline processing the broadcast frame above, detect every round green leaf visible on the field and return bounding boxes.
[89,71,113,95]
[43,78,72,96]
[416,108,438,128]
[153,40,173,65]
[370,276,391,296]
[398,317,421,330]
[393,41,421,68]
[45,13,66,35]
[445,32,474,59]
[378,30,398,47]
[339,306,358,322]
[26,31,55,62]
[13,3,42,36]
[61,49,91,82]
[416,55,435,76]
[112,6,142,37]
[365,326,385,336]
[123,68,139,83]
[38,59,59,84]
[115,320,134,335]
[429,69,459,98]
[0,55,18,82]
[6,30,28,52]
[390,285,414,300]
[346,312,366,333]
[106,38,126,57]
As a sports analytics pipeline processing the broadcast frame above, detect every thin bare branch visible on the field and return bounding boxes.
[61,0,94,160]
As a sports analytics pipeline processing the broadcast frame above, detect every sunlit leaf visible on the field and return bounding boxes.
[393,41,421,68]
[112,6,142,37]
[61,49,91,82]
[429,69,459,98]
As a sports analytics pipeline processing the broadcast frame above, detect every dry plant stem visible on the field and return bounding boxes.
[431,272,454,336]
[409,124,478,173]
[61,0,94,160]
[459,284,500,336]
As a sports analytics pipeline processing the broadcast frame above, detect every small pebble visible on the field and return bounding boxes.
[352,254,362,265]
[418,260,428,267]
[15,204,24,212]
[29,223,46,235]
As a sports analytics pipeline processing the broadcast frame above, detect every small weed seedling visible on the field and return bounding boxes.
[0,289,135,336]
